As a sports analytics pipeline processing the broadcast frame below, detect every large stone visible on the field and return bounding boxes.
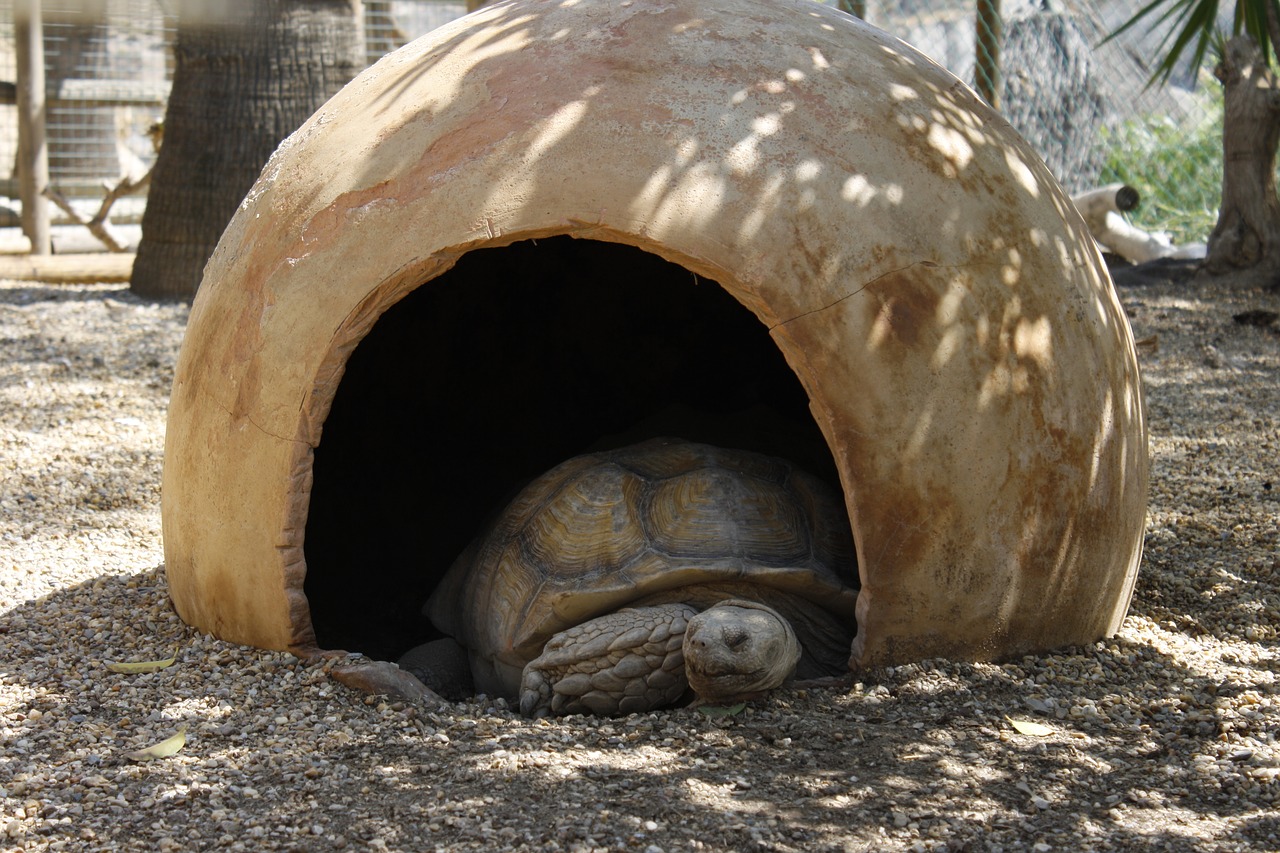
[162,0,1148,669]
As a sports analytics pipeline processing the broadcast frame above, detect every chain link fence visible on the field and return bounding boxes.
[0,0,1225,248]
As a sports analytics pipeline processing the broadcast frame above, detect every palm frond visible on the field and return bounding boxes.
[1103,0,1280,85]
[1099,0,1177,43]
[1237,0,1277,62]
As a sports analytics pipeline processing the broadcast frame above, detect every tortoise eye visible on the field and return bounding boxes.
[723,628,749,650]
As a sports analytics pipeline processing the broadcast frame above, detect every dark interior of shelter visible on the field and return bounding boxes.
[303,236,847,660]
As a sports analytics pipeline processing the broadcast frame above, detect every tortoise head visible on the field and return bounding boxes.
[682,598,802,703]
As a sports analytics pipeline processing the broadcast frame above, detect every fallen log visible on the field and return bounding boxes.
[1071,183,1206,263]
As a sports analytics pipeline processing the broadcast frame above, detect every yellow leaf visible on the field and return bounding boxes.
[106,648,179,674]
[1009,718,1054,737]
[125,726,188,762]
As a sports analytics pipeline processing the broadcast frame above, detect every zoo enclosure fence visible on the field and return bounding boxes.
[0,0,1227,252]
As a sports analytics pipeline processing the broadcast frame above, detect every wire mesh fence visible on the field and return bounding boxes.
[0,0,1229,249]
[860,0,1226,247]
[0,0,171,233]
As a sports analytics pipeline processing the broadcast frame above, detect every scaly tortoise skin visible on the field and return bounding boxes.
[399,438,859,716]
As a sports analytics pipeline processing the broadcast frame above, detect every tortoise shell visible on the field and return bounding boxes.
[426,437,860,696]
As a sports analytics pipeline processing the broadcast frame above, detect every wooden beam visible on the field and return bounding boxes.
[0,78,170,107]
[14,0,50,255]
[0,253,134,283]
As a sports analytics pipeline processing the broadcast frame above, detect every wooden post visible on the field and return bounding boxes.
[15,0,50,255]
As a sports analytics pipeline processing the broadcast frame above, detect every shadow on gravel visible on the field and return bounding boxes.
[1107,257,1201,290]
[0,338,165,388]
[1,565,1276,850]
[324,637,1277,851]
[0,566,186,688]
[0,282,181,399]
[7,443,163,514]
[0,282,139,308]
[3,266,1276,848]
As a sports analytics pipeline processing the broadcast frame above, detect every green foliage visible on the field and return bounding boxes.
[1097,91,1223,245]
[1101,1,1280,249]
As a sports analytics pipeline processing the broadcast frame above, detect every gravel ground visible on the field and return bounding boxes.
[1,271,1278,852]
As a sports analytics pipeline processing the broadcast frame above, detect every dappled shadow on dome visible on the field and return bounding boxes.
[165,0,1147,670]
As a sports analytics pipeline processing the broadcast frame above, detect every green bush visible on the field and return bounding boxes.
[1097,88,1223,247]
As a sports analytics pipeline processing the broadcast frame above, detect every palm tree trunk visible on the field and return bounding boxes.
[131,0,362,301]
[1202,35,1280,290]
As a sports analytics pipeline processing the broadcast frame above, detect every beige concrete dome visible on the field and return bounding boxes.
[162,0,1148,669]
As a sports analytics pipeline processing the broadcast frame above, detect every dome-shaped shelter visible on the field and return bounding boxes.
[162,0,1147,670]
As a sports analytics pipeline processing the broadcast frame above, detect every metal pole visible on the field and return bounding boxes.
[15,0,50,255]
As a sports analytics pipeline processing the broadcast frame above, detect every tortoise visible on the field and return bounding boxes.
[398,437,860,717]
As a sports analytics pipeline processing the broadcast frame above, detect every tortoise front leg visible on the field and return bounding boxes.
[519,604,697,717]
